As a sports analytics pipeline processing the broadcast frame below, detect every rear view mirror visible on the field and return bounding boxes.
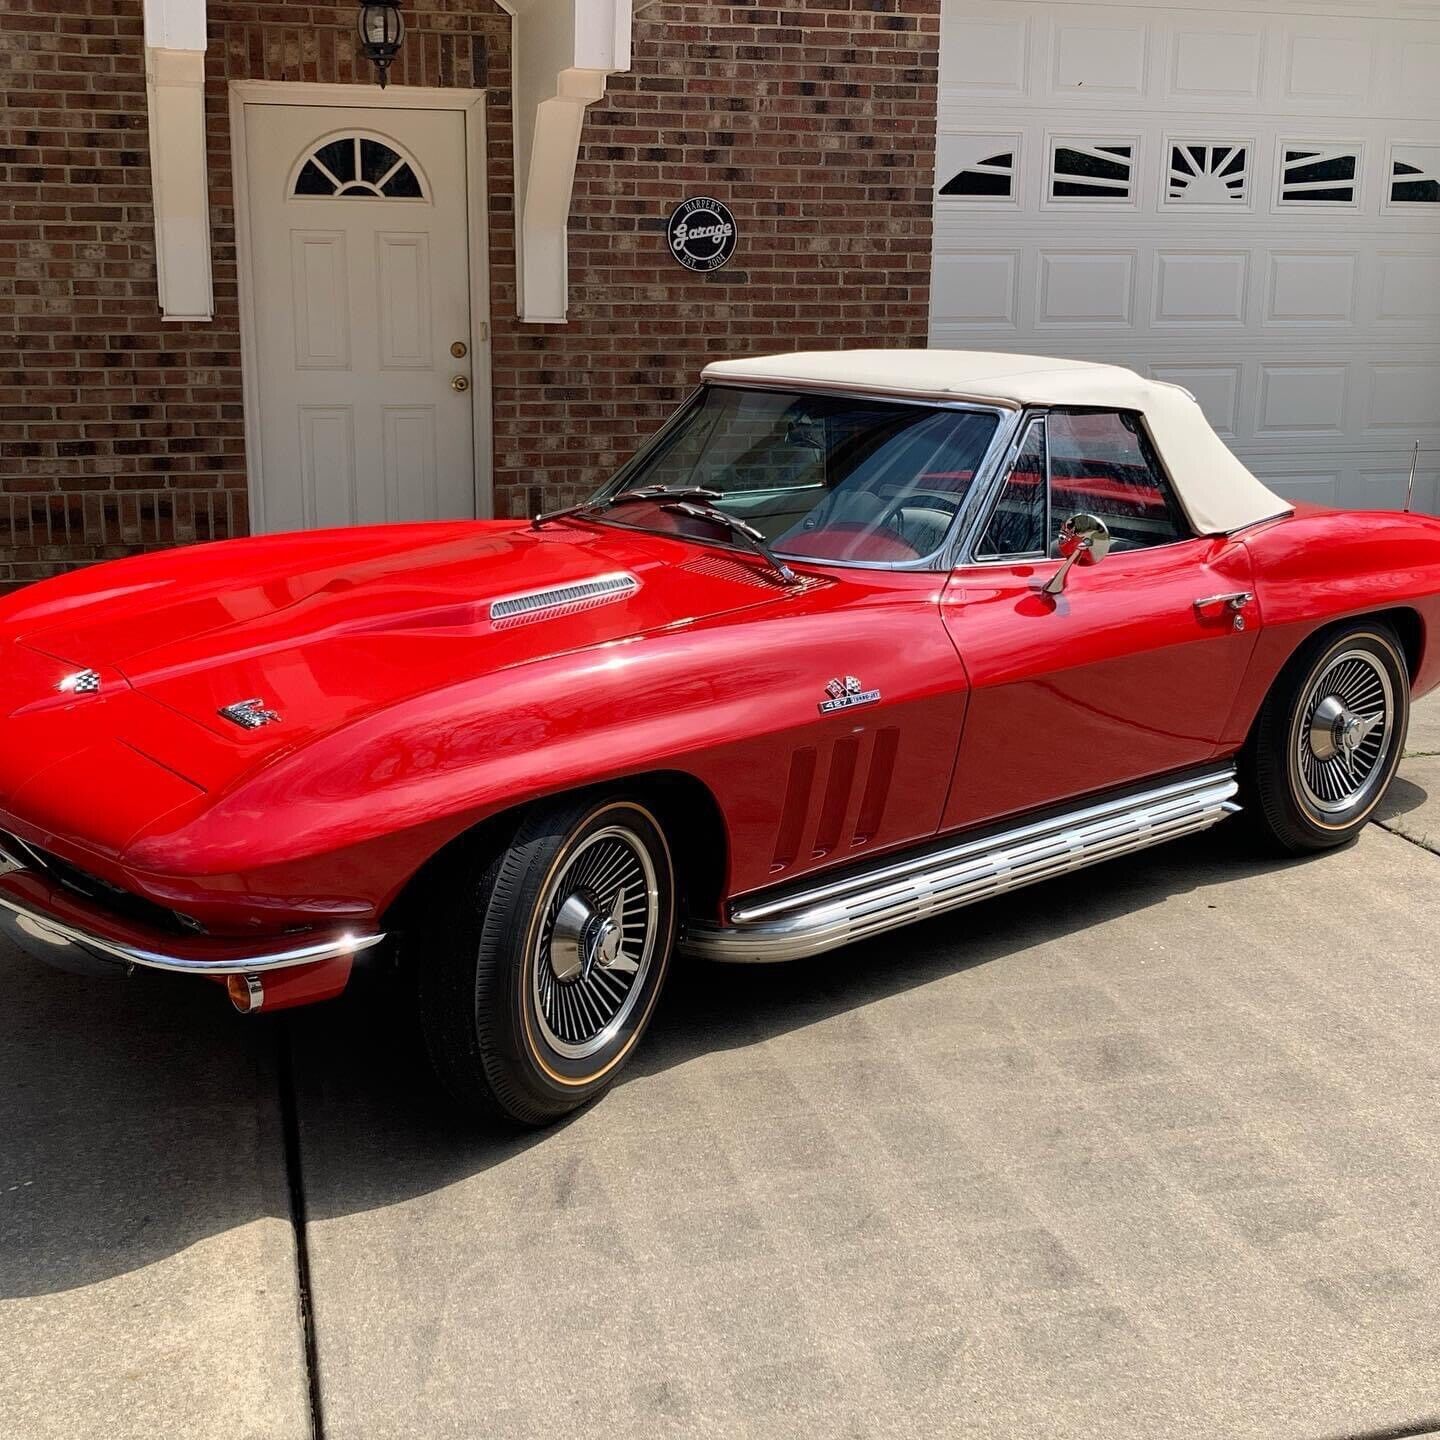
[1042,512,1111,596]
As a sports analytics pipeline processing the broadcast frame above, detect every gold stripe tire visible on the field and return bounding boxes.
[1247,622,1409,855]
[414,794,676,1126]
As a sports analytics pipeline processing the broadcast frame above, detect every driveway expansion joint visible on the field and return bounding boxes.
[279,1020,326,1440]
[1317,1420,1440,1440]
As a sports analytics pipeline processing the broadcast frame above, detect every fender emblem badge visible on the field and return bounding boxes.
[219,698,282,730]
[819,675,881,714]
[58,669,102,695]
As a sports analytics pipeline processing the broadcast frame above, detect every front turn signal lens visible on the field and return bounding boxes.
[226,973,264,1014]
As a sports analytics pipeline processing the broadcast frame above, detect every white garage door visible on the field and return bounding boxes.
[929,0,1440,514]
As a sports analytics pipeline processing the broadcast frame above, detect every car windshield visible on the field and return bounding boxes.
[593,385,1002,564]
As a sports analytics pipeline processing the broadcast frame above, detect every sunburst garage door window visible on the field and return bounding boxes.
[1166,143,1249,204]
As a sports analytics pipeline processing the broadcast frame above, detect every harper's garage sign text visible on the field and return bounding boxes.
[666,197,737,273]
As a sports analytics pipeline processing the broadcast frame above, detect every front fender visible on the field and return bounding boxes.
[123,572,968,922]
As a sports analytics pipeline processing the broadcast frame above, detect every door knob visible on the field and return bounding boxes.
[451,375,470,392]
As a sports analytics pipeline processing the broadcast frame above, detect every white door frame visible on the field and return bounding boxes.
[229,80,494,531]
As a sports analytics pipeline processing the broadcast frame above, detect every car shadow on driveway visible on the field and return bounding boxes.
[1374,770,1430,824]
[0,822,1335,1303]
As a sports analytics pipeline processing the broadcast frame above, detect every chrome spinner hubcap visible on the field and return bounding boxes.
[1295,649,1394,815]
[549,890,638,984]
[533,825,659,1060]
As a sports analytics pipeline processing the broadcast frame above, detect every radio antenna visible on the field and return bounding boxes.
[1404,441,1419,513]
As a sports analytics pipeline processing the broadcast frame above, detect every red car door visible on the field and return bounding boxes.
[939,407,1259,834]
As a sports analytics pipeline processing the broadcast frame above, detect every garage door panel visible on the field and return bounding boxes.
[1049,15,1151,98]
[1245,462,1342,507]
[1366,364,1440,432]
[932,252,1021,328]
[1264,252,1359,325]
[1395,34,1440,118]
[931,0,1440,513]
[1248,451,1439,515]
[1165,23,1265,103]
[1153,251,1250,325]
[1360,461,1440,512]
[941,12,1032,96]
[1148,364,1242,437]
[1256,364,1350,434]
[1376,254,1440,324]
[1036,251,1137,325]
[1281,22,1378,109]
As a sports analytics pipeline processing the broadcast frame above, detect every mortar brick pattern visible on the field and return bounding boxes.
[0,0,939,590]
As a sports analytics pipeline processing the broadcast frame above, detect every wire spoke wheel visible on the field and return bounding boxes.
[532,824,660,1060]
[1292,646,1395,817]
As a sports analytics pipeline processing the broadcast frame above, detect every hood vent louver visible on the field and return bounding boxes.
[680,553,829,593]
[488,572,640,627]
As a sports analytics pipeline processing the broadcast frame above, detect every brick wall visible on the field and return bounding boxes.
[0,0,940,587]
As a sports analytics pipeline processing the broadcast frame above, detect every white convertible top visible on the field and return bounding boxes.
[701,349,1291,536]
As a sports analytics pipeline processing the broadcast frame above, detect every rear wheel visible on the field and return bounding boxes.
[414,794,676,1126]
[1247,621,1409,853]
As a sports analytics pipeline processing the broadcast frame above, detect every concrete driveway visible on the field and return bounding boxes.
[4,698,1439,1440]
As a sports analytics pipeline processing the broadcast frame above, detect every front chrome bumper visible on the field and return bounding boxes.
[0,860,384,979]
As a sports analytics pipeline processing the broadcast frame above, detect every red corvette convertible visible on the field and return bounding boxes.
[3,350,1438,1124]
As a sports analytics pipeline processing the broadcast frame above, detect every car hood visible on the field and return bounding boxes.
[3,519,799,804]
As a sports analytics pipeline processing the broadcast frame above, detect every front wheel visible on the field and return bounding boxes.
[1246,621,1410,853]
[415,794,676,1126]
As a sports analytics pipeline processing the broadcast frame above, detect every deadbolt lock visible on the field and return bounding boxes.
[451,374,470,392]
[450,341,468,359]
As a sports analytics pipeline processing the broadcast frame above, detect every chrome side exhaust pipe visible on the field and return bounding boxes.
[683,768,1240,964]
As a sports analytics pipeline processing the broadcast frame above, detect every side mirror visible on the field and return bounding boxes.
[1042,512,1111,596]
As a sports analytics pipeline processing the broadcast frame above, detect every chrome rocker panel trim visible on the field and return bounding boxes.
[682,768,1240,964]
[0,888,385,977]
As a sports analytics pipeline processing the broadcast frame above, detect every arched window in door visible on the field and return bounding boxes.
[290,133,427,199]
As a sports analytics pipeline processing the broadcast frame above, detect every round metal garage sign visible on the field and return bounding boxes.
[666,196,737,272]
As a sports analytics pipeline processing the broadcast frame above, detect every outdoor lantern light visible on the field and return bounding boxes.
[357,0,405,88]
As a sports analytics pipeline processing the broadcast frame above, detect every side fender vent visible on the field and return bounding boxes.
[853,727,899,845]
[769,727,900,874]
[489,572,639,627]
[813,735,861,858]
[772,747,817,871]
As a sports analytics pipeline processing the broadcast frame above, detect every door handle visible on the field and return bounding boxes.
[451,374,470,392]
[1193,591,1253,631]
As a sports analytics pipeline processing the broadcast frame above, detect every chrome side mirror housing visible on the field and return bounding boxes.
[1042,512,1111,596]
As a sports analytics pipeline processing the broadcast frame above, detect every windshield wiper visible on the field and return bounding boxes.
[660,501,801,588]
[532,486,802,588]
[531,485,723,530]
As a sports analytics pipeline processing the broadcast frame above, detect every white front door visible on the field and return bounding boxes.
[242,102,483,531]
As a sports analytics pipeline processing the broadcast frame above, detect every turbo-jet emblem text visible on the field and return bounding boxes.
[819,675,881,714]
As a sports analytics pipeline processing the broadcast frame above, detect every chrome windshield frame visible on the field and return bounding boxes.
[583,382,1021,574]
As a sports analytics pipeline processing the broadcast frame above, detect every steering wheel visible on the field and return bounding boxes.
[872,488,963,548]
[777,484,964,560]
